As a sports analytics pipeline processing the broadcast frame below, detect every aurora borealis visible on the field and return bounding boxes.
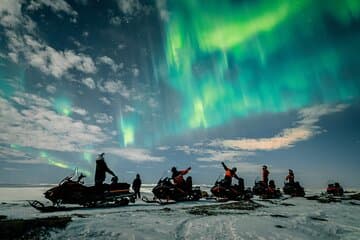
[0,0,359,186]
[163,0,360,131]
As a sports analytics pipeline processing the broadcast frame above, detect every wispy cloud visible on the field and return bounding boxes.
[6,33,96,78]
[99,97,111,105]
[124,105,136,113]
[6,158,44,165]
[175,145,254,162]
[72,107,88,116]
[105,148,165,162]
[0,93,108,152]
[0,145,30,160]
[198,162,266,173]
[27,0,78,17]
[0,0,23,27]
[156,0,169,21]
[97,56,123,72]
[116,0,142,15]
[94,113,113,124]
[82,77,96,89]
[174,104,348,172]
[210,104,348,151]
[98,80,131,98]
[1,2,95,79]
[45,85,56,94]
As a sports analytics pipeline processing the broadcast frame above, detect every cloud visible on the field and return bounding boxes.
[116,0,142,15]
[46,85,56,94]
[6,33,97,78]
[94,113,113,124]
[211,104,348,151]
[1,167,23,171]
[196,150,254,162]
[148,97,158,108]
[109,16,123,25]
[0,145,30,160]
[131,67,140,77]
[72,107,88,116]
[156,0,169,21]
[12,92,52,107]
[104,148,165,162]
[173,104,348,168]
[0,93,109,153]
[0,0,23,27]
[27,0,78,17]
[198,162,265,173]
[175,145,254,162]
[97,56,122,72]
[6,158,44,165]
[82,77,96,89]
[124,105,135,113]
[98,80,131,98]
[99,97,111,105]
[157,146,170,151]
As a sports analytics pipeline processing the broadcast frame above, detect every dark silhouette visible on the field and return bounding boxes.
[286,169,295,185]
[185,176,193,193]
[221,162,240,187]
[262,165,269,186]
[132,174,142,199]
[94,153,116,193]
[268,179,276,194]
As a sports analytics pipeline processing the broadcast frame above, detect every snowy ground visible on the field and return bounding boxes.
[1,186,360,240]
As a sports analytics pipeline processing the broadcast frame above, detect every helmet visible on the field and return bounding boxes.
[262,165,267,169]
[232,167,237,172]
[171,167,177,172]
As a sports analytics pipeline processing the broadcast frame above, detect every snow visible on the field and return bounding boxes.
[1,186,360,239]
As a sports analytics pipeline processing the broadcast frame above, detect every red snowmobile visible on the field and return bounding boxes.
[211,178,253,201]
[283,182,305,197]
[29,172,135,212]
[143,177,202,204]
[326,182,344,196]
[252,180,282,199]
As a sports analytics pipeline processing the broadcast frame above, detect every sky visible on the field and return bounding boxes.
[0,0,359,188]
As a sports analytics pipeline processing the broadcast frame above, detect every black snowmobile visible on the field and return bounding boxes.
[29,172,135,212]
[210,178,253,201]
[283,182,305,197]
[143,176,201,204]
[252,180,281,199]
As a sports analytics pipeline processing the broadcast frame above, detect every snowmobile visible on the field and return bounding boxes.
[283,182,305,197]
[210,178,253,201]
[143,177,201,204]
[252,180,281,199]
[29,172,135,212]
[326,182,344,196]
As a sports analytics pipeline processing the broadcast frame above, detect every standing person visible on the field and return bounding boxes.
[286,169,295,185]
[262,165,269,187]
[221,162,240,187]
[171,166,191,188]
[94,153,117,193]
[132,174,142,199]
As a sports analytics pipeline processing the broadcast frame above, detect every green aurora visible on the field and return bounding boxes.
[161,0,360,133]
